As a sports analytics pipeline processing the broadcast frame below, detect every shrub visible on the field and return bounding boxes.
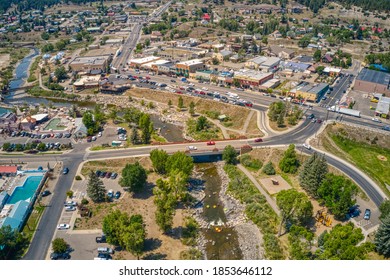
[263,162,276,175]
[75,175,82,180]
[240,154,263,171]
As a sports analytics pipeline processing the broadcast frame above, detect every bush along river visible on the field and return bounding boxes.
[191,162,264,260]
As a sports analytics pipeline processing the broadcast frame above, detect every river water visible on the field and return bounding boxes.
[8,48,39,91]
[197,163,242,260]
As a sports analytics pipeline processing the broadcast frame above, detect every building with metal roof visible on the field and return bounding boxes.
[0,200,30,231]
[355,68,390,95]
[375,96,390,118]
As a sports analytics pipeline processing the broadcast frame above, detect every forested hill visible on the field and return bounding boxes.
[0,0,100,13]
[297,0,390,13]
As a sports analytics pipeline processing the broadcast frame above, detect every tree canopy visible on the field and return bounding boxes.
[0,226,28,260]
[279,144,300,174]
[379,200,390,220]
[223,145,238,165]
[299,152,328,198]
[51,238,68,254]
[102,210,146,259]
[153,178,177,232]
[138,113,153,144]
[119,162,147,193]
[165,151,194,178]
[374,215,390,258]
[150,149,169,174]
[276,189,313,236]
[86,170,106,203]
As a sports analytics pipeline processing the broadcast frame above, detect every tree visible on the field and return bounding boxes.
[299,152,328,198]
[55,40,66,51]
[144,38,150,47]
[375,215,390,258]
[54,66,67,81]
[1,142,11,151]
[66,190,73,199]
[279,144,299,173]
[169,169,188,200]
[119,162,147,193]
[379,200,390,220]
[313,49,322,62]
[130,127,139,145]
[41,32,50,40]
[168,99,172,107]
[262,161,276,175]
[268,101,286,122]
[315,223,374,260]
[196,116,208,131]
[153,179,177,232]
[212,57,220,65]
[82,112,96,133]
[288,225,314,260]
[102,211,146,259]
[189,101,195,115]
[178,96,184,108]
[0,225,28,260]
[317,174,357,219]
[277,112,284,127]
[276,189,313,236]
[86,171,106,202]
[222,145,238,165]
[166,151,194,177]
[37,142,47,151]
[138,113,153,144]
[316,65,325,75]
[121,214,146,259]
[52,238,68,254]
[150,149,168,174]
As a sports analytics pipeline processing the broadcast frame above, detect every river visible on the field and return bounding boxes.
[196,163,243,260]
[8,48,39,92]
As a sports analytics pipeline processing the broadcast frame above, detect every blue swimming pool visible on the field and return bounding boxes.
[7,176,44,204]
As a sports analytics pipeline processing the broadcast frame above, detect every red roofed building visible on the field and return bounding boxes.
[0,166,18,176]
[202,13,211,21]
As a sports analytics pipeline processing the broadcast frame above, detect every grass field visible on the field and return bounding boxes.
[330,134,390,194]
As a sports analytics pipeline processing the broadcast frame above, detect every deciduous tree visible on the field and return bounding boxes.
[222,145,238,165]
[119,162,147,193]
[279,144,299,173]
[150,149,168,174]
[52,238,68,254]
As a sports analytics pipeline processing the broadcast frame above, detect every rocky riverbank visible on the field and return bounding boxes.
[189,162,264,260]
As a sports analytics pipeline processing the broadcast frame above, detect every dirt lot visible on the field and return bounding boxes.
[258,175,292,195]
[76,157,189,260]
[0,53,10,69]
[126,88,251,131]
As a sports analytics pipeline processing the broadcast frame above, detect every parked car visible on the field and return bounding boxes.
[383,125,390,131]
[64,201,77,206]
[106,172,112,178]
[96,235,106,243]
[41,190,51,197]
[100,171,107,178]
[187,146,197,150]
[87,137,92,142]
[372,118,382,123]
[97,247,114,254]
[63,167,69,175]
[206,141,215,145]
[57,223,70,230]
[115,191,121,199]
[92,136,97,141]
[107,189,114,199]
[111,172,118,179]
[96,170,102,177]
[254,138,263,143]
[364,209,371,220]
[50,252,70,260]
[65,206,76,212]
[308,114,315,119]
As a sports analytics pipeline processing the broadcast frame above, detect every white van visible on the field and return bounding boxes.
[227,92,239,99]
[97,247,114,254]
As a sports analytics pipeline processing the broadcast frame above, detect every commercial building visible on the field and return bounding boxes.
[175,59,205,77]
[0,166,18,176]
[0,112,19,132]
[259,57,281,72]
[375,96,390,119]
[73,75,101,90]
[233,70,274,88]
[354,68,390,95]
[129,56,161,68]
[69,55,111,74]
[269,45,295,59]
[290,82,329,102]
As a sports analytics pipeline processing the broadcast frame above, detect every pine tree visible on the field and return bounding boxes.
[277,112,284,127]
[189,101,195,115]
[375,215,390,258]
[130,127,139,145]
[86,171,106,202]
[178,96,184,108]
[299,153,328,198]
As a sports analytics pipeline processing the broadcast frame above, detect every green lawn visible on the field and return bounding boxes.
[330,135,390,195]
[22,205,45,241]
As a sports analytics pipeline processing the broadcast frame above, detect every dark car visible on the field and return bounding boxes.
[98,253,112,260]
[364,209,371,220]
[50,252,70,260]
[106,172,112,178]
[96,170,102,177]
[254,138,263,142]
[308,114,315,119]
[115,191,121,199]
[42,190,51,197]
[96,235,106,243]
[63,167,69,175]
[87,137,92,142]
[100,171,107,178]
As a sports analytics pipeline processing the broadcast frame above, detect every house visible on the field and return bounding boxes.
[281,61,311,73]
[270,30,282,39]
[245,56,268,70]
[213,50,233,62]
[150,31,163,42]
[73,118,88,138]
[322,53,333,63]
[269,45,295,59]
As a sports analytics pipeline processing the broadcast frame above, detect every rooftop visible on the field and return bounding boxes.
[356,68,390,86]
[0,166,18,174]
[176,59,203,66]
[70,55,110,66]
[129,56,160,65]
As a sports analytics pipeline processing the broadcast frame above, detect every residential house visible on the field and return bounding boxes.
[213,50,233,62]
[269,45,295,59]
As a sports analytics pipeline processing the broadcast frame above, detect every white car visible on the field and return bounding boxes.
[98,131,102,137]
[65,206,76,212]
[187,146,197,151]
[372,118,382,123]
[57,223,70,230]
[303,143,311,150]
